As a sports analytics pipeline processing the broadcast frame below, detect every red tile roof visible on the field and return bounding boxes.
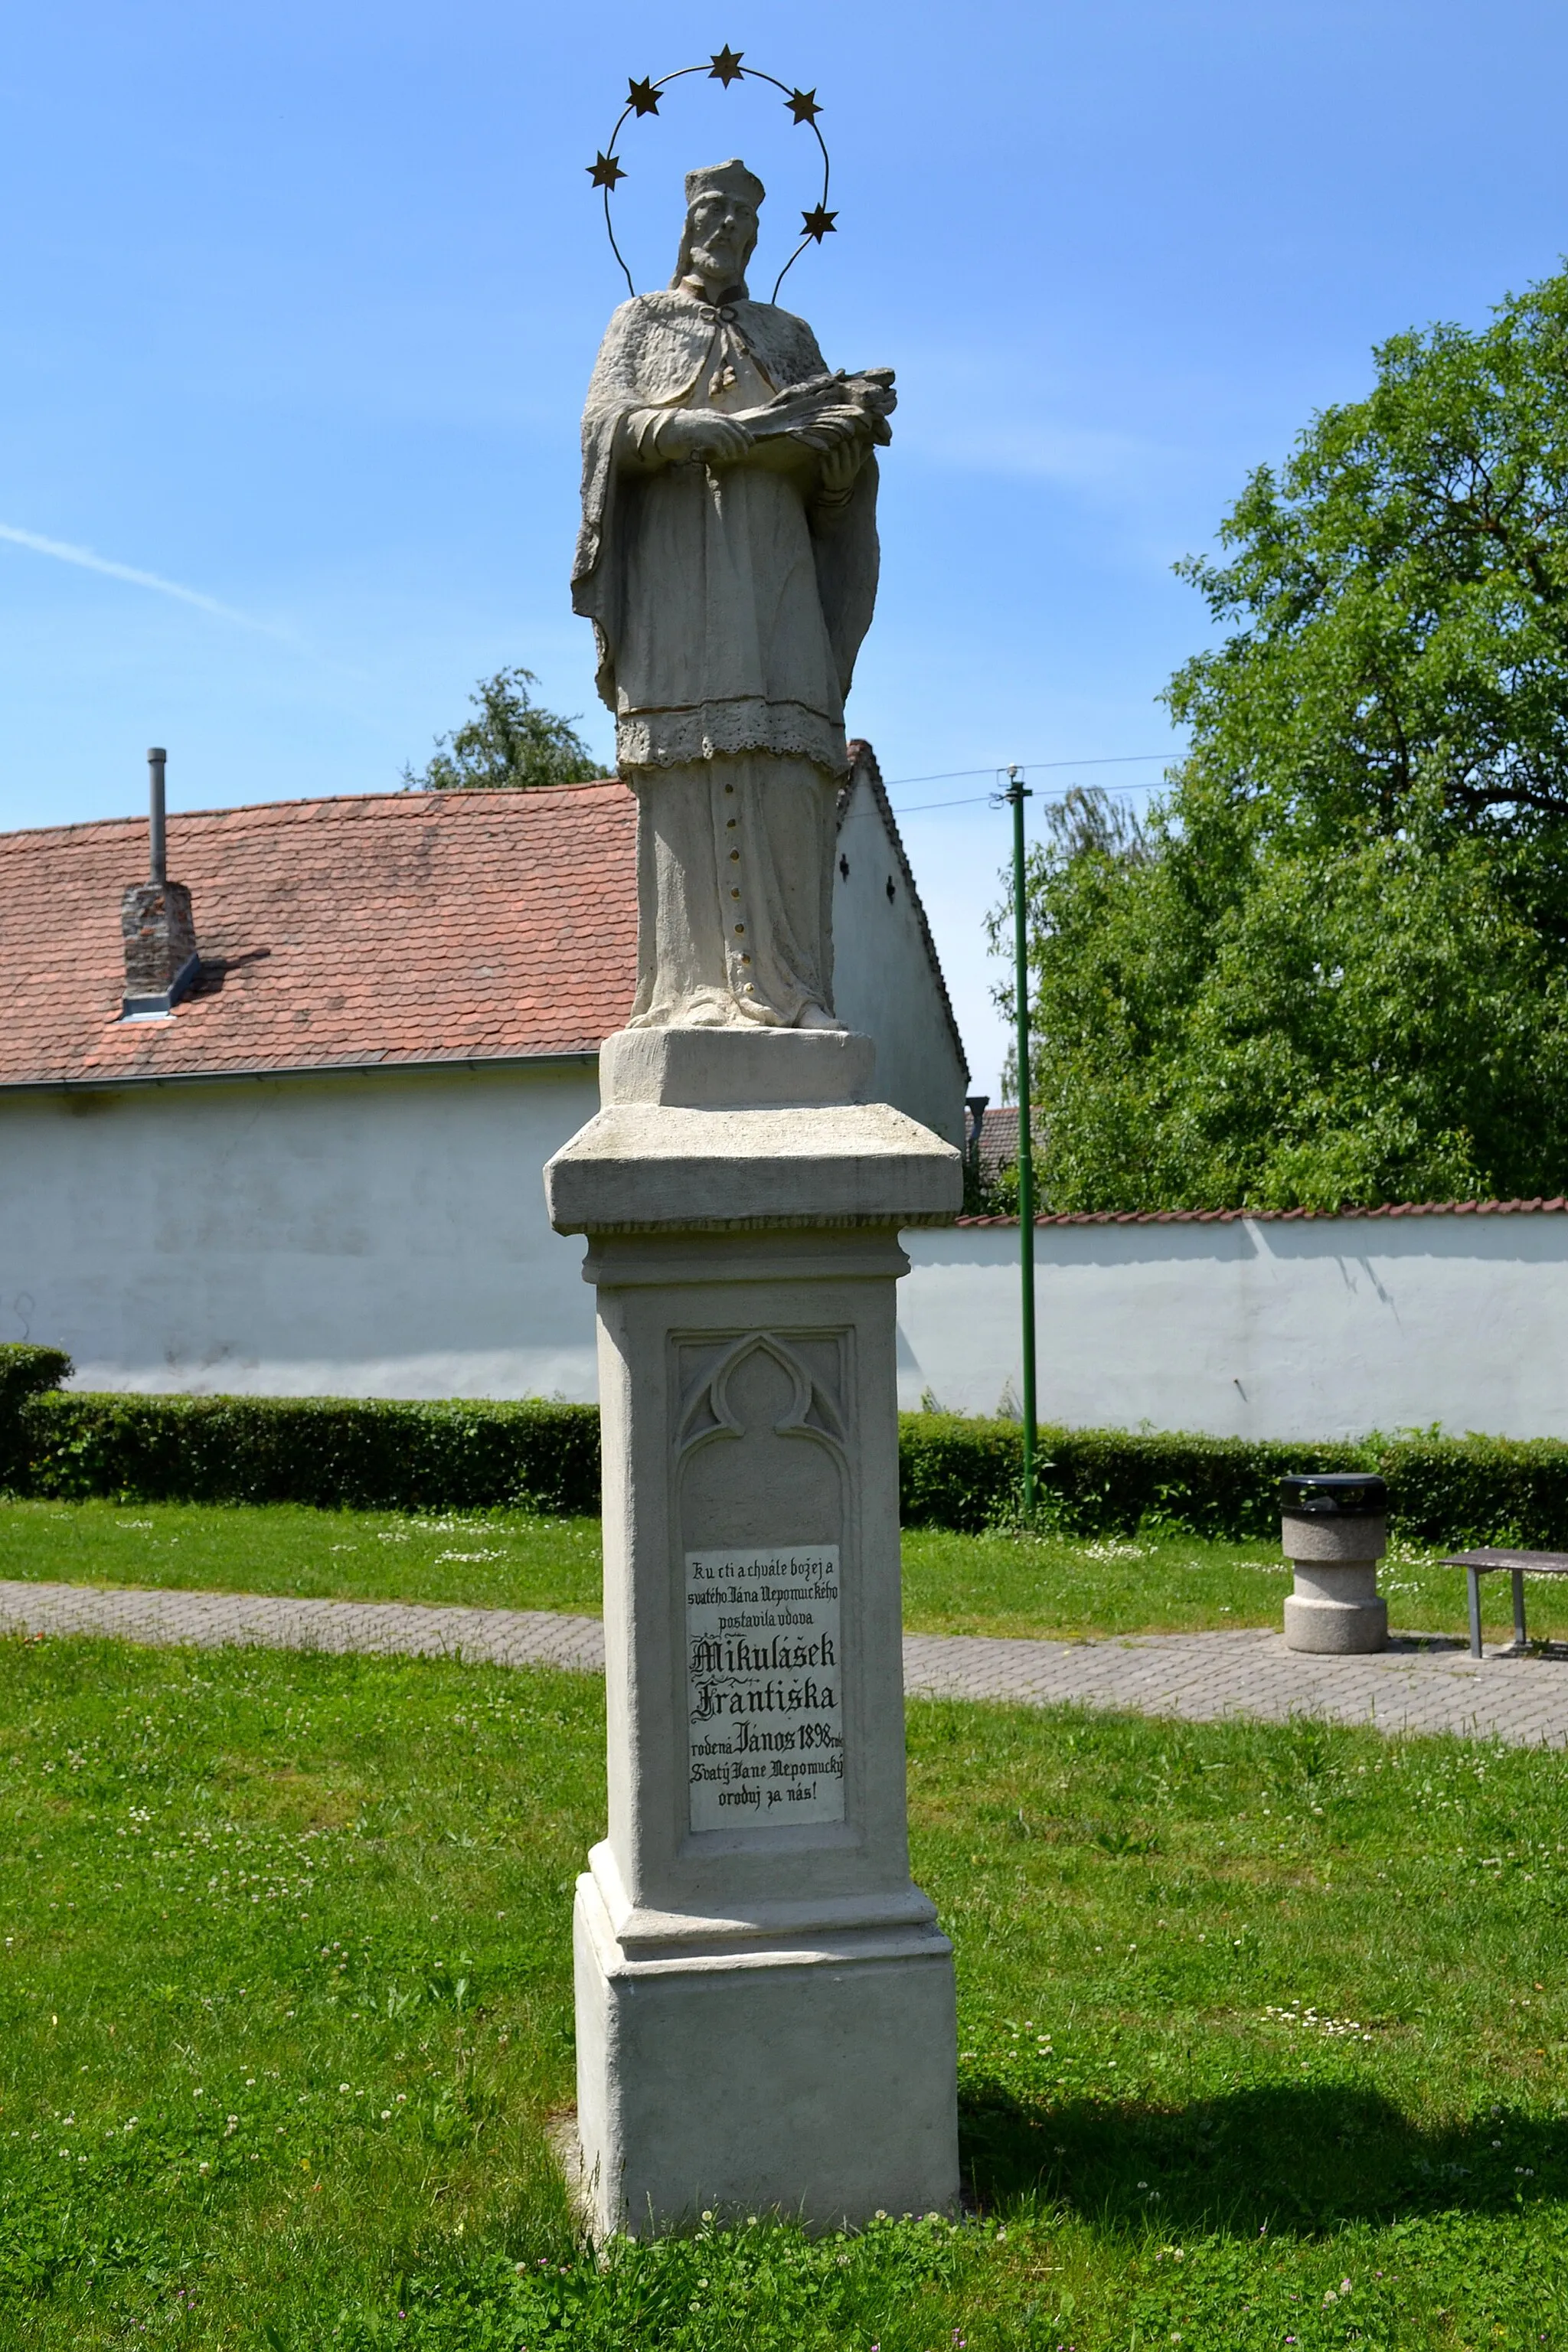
[959,1194,1568,1227]
[965,1102,1039,1178]
[0,782,640,1087]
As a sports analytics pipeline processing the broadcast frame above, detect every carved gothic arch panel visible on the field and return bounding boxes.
[675,1329,847,1551]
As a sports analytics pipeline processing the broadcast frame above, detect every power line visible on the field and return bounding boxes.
[885,793,994,812]
[893,780,1158,814]
[882,752,1173,789]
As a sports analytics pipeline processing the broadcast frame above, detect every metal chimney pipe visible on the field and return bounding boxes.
[147,748,168,884]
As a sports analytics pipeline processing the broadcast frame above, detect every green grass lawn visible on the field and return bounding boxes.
[0,1501,607,1618]
[897,1525,1568,1646]
[4,1498,1566,1648]
[5,1631,1568,2347]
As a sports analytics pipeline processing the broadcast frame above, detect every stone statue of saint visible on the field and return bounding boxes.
[573,158,895,1029]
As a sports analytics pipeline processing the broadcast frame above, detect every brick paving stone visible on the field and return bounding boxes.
[0,1581,607,1674]
[900,1625,1568,1747]
[4,1580,1568,1749]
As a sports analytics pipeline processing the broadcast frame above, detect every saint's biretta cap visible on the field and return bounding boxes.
[684,158,766,211]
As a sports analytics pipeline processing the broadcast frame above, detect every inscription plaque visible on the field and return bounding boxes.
[684,1544,844,1831]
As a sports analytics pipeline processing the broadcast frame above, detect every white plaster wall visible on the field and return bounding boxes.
[897,1217,1568,1439]
[0,1067,599,1399]
[24,1069,1553,1439]
[832,776,967,1147]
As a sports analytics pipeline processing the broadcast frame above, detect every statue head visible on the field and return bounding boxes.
[671,158,765,302]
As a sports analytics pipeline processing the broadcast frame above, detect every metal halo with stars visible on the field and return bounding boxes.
[587,48,835,305]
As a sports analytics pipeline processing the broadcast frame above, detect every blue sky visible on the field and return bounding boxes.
[3,2,1566,1093]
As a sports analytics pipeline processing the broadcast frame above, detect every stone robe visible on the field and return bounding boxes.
[572,288,884,1028]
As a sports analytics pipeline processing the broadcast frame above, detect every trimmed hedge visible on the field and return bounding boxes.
[11,1386,601,1516]
[900,1418,1374,1537]
[901,1416,1367,1536]
[0,1344,73,1490]
[6,1345,1568,1545]
[0,1343,71,1419]
[1368,1435,1568,1553]
[899,1414,1568,1547]
[897,1412,1034,1533]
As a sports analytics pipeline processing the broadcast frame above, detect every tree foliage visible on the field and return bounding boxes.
[1000,265,1568,1212]
[403,667,603,792]
[1170,266,1568,835]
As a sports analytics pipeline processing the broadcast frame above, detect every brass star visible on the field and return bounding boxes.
[801,203,838,241]
[784,87,822,126]
[708,44,745,85]
[626,75,660,117]
[587,152,626,190]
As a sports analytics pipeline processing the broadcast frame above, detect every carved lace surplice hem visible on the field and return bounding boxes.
[616,699,848,779]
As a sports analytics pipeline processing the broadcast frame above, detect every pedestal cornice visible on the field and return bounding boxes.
[545,1101,962,1235]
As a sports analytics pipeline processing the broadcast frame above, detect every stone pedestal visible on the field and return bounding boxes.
[1279,1472,1389,1655]
[545,1029,962,2236]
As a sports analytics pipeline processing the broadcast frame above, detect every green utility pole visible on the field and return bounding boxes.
[1004,766,1038,1514]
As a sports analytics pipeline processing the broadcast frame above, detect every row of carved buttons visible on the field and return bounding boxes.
[724,781,755,991]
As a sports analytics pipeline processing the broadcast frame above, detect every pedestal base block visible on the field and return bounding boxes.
[573,1873,960,2237]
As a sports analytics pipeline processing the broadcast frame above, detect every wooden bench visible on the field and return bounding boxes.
[1442,1549,1568,1658]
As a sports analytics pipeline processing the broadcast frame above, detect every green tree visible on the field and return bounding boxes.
[998,263,1568,1212]
[403,667,603,792]
[1168,266,1568,841]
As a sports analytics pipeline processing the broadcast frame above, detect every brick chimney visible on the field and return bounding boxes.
[120,748,200,1019]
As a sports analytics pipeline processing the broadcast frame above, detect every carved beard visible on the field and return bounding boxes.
[673,223,756,300]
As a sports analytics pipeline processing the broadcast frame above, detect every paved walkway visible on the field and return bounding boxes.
[5,1579,1568,1748]
[0,1581,608,1673]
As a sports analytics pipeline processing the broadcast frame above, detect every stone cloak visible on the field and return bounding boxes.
[571,288,881,775]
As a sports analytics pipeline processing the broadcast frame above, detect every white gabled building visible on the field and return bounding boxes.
[0,743,969,1400]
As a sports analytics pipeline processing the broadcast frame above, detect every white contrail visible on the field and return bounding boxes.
[0,521,279,634]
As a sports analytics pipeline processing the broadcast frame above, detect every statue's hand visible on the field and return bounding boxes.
[793,404,870,450]
[656,409,752,465]
[815,440,865,498]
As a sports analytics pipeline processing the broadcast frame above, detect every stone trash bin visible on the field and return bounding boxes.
[1279,1472,1389,1655]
